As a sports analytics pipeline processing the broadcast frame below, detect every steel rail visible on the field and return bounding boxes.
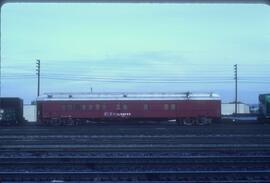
[1,155,270,162]
[1,138,269,146]
[1,144,270,152]
[1,170,270,181]
[1,134,269,138]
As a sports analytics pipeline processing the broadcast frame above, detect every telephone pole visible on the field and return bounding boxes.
[36,59,40,97]
[0,52,1,97]
[234,64,238,115]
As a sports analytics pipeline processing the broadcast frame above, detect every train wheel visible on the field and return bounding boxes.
[183,118,194,126]
[198,117,210,125]
[194,118,201,125]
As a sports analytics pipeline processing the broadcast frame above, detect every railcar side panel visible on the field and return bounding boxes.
[37,99,221,123]
[0,97,24,124]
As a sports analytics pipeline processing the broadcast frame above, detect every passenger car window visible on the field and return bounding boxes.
[123,104,128,110]
[95,104,100,110]
[116,104,121,110]
[170,104,176,111]
[67,104,72,111]
[164,104,169,111]
[88,104,93,110]
[61,105,66,111]
[143,104,149,111]
[82,104,87,111]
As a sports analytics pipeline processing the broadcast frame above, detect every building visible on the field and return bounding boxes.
[221,102,250,115]
[23,104,37,122]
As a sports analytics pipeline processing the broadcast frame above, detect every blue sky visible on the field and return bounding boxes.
[1,3,270,104]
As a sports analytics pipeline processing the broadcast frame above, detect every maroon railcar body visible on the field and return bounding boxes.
[36,92,221,124]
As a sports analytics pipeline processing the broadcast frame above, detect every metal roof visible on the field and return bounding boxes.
[37,92,221,101]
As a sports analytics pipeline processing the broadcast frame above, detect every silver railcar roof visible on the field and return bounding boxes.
[37,92,221,101]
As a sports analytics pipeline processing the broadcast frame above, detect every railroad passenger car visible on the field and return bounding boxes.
[36,92,221,125]
[0,97,24,125]
[258,93,270,122]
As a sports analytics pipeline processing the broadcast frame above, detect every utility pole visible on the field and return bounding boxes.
[0,49,1,96]
[0,50,1,97]
[234,64,238,115]
[36,59,40,97]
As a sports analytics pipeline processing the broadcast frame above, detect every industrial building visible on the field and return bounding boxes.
[23,104,36,122]
[221,103,250,115]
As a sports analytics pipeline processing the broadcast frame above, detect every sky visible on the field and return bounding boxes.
[1,3,270,104]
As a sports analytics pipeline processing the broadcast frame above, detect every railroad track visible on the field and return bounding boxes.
[1,123,270,136]
[1,155,270,180]
[1,134,270,153]
[1,155,270,163]
[1,137,270,146]
[1,144,270,153]
[1,170,270,182]
[1,134,270,145]
[1,154,270,181]
[1,124,270,182]
[1,147,270,181]
[1,156,270,172]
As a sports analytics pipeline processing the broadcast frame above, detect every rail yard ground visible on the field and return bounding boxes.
[1,122,270,182]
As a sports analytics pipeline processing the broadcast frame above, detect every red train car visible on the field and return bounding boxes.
[36,92,221,125]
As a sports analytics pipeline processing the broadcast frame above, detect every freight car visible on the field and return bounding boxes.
[0,97,24,125]
[258,93,270,122]
[36,92,221,125]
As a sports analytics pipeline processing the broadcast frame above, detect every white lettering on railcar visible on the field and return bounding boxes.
[104,112,131,118]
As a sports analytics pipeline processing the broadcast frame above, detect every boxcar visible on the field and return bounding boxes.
[258,93,270,122]
[37,92,221,125]
[0,97,24,125]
